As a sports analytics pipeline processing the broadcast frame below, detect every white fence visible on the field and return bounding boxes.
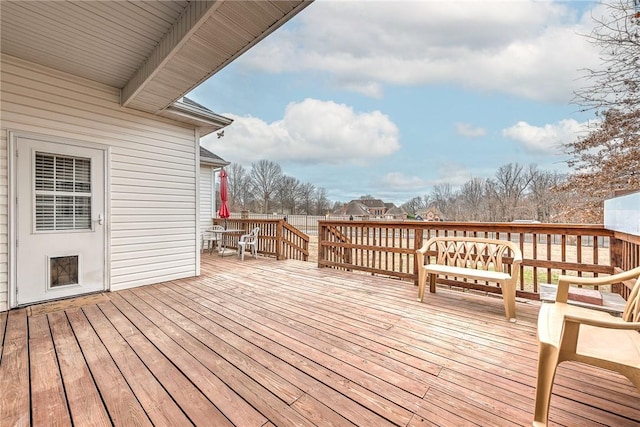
[227,213,397,235]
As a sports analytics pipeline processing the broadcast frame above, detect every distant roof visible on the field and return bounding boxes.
[386,206,407,216]
[384,202,396,209]
[200,146,229,167]
[358,199,386,208]
[335,201,371,216]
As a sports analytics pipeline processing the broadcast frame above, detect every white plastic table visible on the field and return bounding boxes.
[215,228,243,256]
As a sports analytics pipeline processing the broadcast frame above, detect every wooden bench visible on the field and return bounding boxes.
[416,237,523,321]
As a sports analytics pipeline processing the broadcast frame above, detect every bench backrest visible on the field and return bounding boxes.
[422,237,523,273]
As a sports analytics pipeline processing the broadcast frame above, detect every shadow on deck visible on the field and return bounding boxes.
[1,253,639,426]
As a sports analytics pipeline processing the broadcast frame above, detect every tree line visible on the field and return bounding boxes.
[223,159,332,215]
[222,159,582,223]
[400,163,583,222]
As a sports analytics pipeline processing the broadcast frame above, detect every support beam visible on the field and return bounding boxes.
[121,0,218,111]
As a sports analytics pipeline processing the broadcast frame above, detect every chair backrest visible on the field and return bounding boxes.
[623,276,640,322]
[248,227,260,241]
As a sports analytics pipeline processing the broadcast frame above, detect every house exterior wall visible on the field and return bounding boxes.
[199,165,215,232]
[0,55,200,311]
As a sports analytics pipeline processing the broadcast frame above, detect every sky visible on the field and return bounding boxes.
[192,0,607,206]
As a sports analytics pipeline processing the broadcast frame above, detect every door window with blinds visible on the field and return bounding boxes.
[34,152,92,231]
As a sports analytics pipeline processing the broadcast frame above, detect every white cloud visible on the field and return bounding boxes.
[381,172,430,190]
[455,122,487,137]
[238,0,602,102]
[202,98,400,165]
[502,119,591,154]
[380,164,472,193]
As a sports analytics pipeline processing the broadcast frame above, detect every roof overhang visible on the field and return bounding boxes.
[121,1,313,114]
[200,146,230,168]
[162,98,234,136]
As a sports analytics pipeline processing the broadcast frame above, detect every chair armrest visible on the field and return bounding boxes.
[564,313,640,330]
[556,266,640,303]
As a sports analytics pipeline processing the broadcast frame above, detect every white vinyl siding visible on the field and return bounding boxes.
[199,165,214,232]
[0,55,199,310]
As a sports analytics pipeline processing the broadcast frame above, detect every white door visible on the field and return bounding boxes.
[15,137,106,306]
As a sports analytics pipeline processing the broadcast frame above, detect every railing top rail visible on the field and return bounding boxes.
[318,220,613,234]
[283,222,308,239]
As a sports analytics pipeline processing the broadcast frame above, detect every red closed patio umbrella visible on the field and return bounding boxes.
[218,168,230,228]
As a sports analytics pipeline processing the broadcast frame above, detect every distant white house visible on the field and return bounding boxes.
[0,1,311,311]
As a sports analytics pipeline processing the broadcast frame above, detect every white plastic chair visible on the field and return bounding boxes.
[201,225,223,254]
[238,227,259,261]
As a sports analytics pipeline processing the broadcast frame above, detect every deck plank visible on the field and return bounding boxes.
[108,292,268,427]
[150,283,396,427]
[82,304,194,426]
[0,310,8,359]
[119,288,316,427]
[291,393,356,427]
[65,308,153,427]
[28,315,72,426]
[172,280,417,425]
[128,285,305,405]
[0,309,29,427]
[97,301,234,427]
[182,280,430,398]
[3,255,639,427]
[47,311,111,426]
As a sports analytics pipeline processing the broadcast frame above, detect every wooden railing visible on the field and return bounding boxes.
[318,220,639,299]
[611,230,640,299]
[213,218,309,261]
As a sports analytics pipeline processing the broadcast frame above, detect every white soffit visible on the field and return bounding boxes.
[0,0,188,88]
[1,0,312,114]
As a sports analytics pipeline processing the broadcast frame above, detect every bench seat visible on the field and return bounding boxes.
[423,264,511,282]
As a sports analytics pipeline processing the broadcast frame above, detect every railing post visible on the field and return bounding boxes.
[317,222,324,268]
[276,220,283,260]
[610,235,623,294]
[414,226,423,286]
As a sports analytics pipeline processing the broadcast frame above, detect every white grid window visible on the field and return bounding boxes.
[35,153,92,231]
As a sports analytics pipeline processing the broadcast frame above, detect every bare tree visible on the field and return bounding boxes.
[527,170,564,222]
[314,187,331,215]
[249,160,283,213]
[458,177,487,221]
[298,182,316,214]
[431,184,456,218]
[489,163,534,221]
[276,175,302,214]
[401,196,426,214]
[574,0,640,110]
[565,0,640,220]
[227,162,250,210]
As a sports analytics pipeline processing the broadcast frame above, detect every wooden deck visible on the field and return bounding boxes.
[1,254,639,426]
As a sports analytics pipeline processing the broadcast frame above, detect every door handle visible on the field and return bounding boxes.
[97,214,103,225]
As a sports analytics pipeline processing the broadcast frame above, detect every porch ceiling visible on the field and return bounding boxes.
[0,0,311,113]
